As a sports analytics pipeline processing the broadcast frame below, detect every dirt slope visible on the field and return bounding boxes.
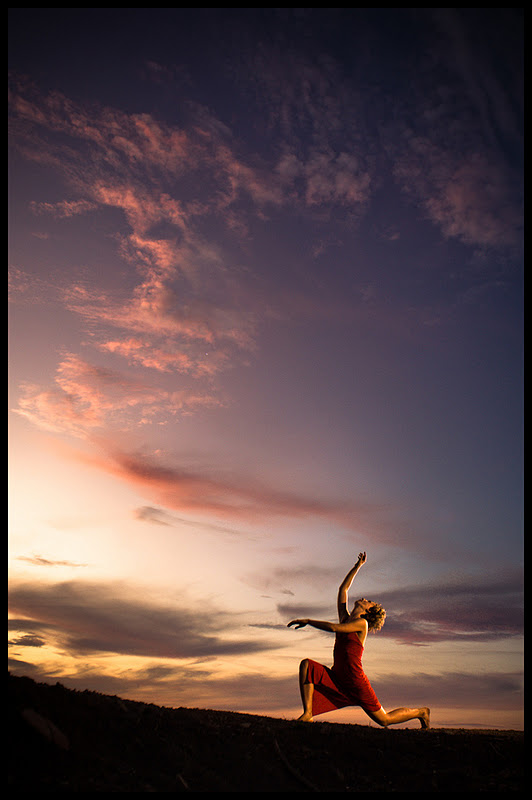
[8,673,523,792]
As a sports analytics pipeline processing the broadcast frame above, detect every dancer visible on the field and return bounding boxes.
[288,552,430,728]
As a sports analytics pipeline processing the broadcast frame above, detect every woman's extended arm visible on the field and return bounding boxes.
[287,617,367,634]
[337,551,366,621]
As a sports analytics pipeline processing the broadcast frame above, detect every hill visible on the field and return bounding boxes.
[8,672,523,792]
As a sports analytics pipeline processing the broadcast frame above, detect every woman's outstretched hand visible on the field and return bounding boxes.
[356,551,367,566]
[287,619,309,629]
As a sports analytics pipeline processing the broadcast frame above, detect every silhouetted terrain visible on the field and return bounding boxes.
[8,672,523,792]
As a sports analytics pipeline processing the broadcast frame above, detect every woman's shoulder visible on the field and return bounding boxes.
[337,617,368,644]
[341,615,368,631]
[337,619,367,636]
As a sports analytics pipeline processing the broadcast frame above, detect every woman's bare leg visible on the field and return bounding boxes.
[298,659,314,721]
[367,705,430,729]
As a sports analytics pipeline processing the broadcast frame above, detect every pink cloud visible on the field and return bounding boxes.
[10,82,375,230]
[90,184,188,239]
[11,87,196,176]
[13,354,224,438]
[10,85,285,218]
[277,149,372,209]
[393,136,522,250]
[98,338,230,376]
[74,444,417,549]
[13,100,264,369]
[14,383,104,437]
[425,154,522,248]
[9,83,375,383]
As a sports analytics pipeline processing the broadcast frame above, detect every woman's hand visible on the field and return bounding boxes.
[287,619,309,629]
[356,551,367,566]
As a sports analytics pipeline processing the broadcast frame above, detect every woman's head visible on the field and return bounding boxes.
[355,598,386,631]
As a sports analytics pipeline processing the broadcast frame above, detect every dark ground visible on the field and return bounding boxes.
[8,672,523,793]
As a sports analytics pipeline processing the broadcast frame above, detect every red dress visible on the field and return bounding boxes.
[305,631,381,716]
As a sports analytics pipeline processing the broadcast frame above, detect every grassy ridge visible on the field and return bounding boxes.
[8,673,523,792]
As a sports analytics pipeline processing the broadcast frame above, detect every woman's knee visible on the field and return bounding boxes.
[367,707,389,727]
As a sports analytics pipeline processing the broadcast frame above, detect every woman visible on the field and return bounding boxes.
[288,552,430,728]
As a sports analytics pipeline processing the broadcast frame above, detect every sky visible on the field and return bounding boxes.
[8,8,523,730]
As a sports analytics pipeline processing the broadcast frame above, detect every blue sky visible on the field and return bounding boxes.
[9,8,523,729]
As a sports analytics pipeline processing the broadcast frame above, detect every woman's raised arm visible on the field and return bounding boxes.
[337,551,367,621]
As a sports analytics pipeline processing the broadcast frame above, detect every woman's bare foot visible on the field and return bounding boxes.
[419,707,431,729]
[297,712,314,722]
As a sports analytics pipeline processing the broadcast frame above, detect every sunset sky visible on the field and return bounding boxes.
[9,9,523,730]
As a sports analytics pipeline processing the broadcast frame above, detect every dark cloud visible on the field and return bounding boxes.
[8,653,296,714]
[134,506,173,525]
[16,555,88,567]
[277,568,523,645]
[8,633,46,648]
[8,579,274,660]
[134,505,246,538]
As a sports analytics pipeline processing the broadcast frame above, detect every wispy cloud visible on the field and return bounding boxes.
[16,555,88,568]
[29,199,98,218]
[382,11,523,253]
[134,505,247,538]
[392,141,522,250]
[76,444,418,546]
[14,354,224,438]
[246,43,375,221]
[9,82,275,431]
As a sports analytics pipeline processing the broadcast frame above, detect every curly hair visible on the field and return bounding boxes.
[362,601,386,632]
